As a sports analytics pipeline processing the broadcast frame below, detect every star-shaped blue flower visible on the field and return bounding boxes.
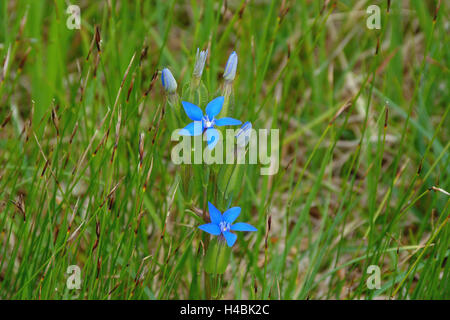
[198,202,257,247]
[179,96,241,149]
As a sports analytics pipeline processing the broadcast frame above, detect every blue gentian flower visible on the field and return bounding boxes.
[180,96,241,149]
[161,68,177,93]
[198,202,257,247]
[223,51,238,82]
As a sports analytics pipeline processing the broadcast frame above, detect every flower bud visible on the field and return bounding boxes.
[223,51,238,82]
[235,121,252,147]
[193,48,208,78]
[161,68,177,93]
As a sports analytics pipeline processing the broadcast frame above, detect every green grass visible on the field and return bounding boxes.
[0,0,449,300]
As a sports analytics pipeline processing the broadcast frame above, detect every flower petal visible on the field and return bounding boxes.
[231,222,257,232]
[206,128,219,150]
[215,117,242,126]
[205,96,224,118]
[179,121,203,136]
[208,202,222,225]
[222,207,241,224]
[223,231,237,247]
[198,223,221,236]
[182,101,204,121]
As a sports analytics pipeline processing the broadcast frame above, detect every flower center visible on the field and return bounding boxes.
[219,221,230,233]
[203,116,215,128]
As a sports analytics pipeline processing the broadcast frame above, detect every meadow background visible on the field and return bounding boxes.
[0,0,449,299]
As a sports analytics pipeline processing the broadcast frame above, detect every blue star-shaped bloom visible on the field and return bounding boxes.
[179,96,241,149]
[198,202,257,247]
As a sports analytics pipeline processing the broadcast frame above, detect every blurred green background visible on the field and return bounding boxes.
[0,0,448,299]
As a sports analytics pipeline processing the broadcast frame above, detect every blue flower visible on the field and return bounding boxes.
[198,202,257,247]
[223,51,238,82]
[161,68,177,93]
[180,96,241,149]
